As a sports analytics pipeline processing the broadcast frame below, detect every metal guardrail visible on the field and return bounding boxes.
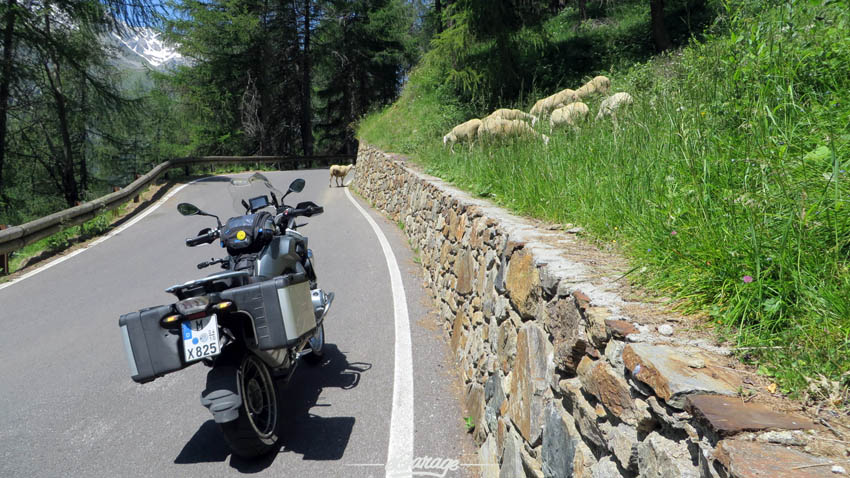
[0,155,354,260]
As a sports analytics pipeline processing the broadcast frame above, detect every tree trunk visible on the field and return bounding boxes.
[435,0,442,33]
[650,0,672,51]
[77,71,87,193]
[577,0,586,20]
[0,0,17,198]
[43,17,77,207]
[300,0,314,156]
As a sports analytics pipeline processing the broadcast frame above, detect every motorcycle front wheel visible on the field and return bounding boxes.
[220,354,279,458]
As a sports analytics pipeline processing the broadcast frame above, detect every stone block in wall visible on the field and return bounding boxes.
[455,250,474,295]
[545,296,592,374]
[685,394,816,440]
[577,356,640,426]
[521,444,544,478]
[500,429,525,478]
[559,378,606,451]
[637,431,700,478]
[479,434,500,478]
[497,320,518,373]
[590,456,624,478]
[622,344,742,409]
[507,323,554,446]
[485,372,507,433]
[505,249,542,319]
[542,402,577,478]
[451,310,470,356]
[713,439,836,478]
[601,421,639,472]
[466,382,488,445]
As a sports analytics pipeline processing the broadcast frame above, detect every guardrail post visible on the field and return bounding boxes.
[133,174,141,203]
[0,225,8,275]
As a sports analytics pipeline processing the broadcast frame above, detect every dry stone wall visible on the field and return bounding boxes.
[353,144,844,478]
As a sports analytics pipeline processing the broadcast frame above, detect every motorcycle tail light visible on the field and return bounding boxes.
[161,314,181,326]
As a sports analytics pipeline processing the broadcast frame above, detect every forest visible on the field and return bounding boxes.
[0,0,699,227]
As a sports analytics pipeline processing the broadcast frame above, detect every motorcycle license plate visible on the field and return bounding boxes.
[182,315,221,362]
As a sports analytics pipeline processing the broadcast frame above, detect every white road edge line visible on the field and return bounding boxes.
[0,177,208,292]
[344,187,414,477]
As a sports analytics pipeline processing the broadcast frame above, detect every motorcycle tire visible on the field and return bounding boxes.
[303,323,325,365]
[220,354,279,458]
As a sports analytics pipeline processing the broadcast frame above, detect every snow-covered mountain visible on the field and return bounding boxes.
[109,28,184,71]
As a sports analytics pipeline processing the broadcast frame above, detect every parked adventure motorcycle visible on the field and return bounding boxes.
[118,173,333,458]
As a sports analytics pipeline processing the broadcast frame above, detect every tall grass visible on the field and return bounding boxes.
[360,0,850,402]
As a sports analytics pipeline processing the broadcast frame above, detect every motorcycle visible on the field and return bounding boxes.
[118,173,333,458]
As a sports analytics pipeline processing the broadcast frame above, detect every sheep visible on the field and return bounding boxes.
[549,102,590,131]
[443,118,483,153]
[595,92,634,123]
[553,88,580,107]
[575,75,611,100]
[529,93,565,117]
[478,118,550,146]
[486,108,539,127]
[329,164,355,187]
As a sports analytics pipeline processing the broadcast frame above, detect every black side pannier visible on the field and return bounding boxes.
[119,304,188,383]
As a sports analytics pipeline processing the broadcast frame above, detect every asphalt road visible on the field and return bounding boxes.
[0,170,471,477]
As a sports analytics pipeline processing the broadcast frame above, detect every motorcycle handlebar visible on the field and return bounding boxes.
[186,230,217,247]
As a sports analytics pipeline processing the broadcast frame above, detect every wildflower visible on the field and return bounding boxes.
[670,230,678,236]
[742,275,754,283]
[647,248,652,252]
[701,111,706,117]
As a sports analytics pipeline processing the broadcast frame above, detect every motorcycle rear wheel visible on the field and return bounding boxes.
[220,354,279,458]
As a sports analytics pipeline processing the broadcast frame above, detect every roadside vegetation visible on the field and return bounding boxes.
[359,0,850,404]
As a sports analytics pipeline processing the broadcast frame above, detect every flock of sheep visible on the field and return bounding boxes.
[442,75,634,152]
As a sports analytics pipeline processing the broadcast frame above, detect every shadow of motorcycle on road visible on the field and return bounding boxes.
[174,343,371,472]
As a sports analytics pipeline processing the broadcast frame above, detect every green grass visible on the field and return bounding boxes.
[360,1,850,404]
[3,207,123,276]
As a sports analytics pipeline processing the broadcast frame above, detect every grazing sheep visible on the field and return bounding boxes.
[595,92,634,123]
[486,108,539,127]
[575,75,612,99]
[443,118,483,153]
[549,102,590,131]
[329,164,355,187]
[478,118,550,145]
[553,88,579,107]
[529,93,565,117]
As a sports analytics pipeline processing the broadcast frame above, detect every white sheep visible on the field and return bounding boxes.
[443,118,483,153]
[529,93,564,117]
[549,102,590,131]
[553,88,579,107]
[575,75,611,100]
[486,108,539,127]
[478,118,550,145]
[595,92,634,123]
[329,164,354,187]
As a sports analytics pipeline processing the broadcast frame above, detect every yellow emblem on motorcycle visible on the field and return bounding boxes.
[236,230,247,241]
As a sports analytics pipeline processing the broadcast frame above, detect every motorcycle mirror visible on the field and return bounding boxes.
[288,178,305,194]
[177,203,200,216]
[270,191,278,206]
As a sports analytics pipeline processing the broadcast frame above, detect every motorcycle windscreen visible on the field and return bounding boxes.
[228,173,284,215]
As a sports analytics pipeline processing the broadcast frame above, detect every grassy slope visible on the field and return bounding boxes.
[359,1,850,403]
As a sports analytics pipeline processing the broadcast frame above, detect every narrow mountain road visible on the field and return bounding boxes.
[0,170,471,477]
